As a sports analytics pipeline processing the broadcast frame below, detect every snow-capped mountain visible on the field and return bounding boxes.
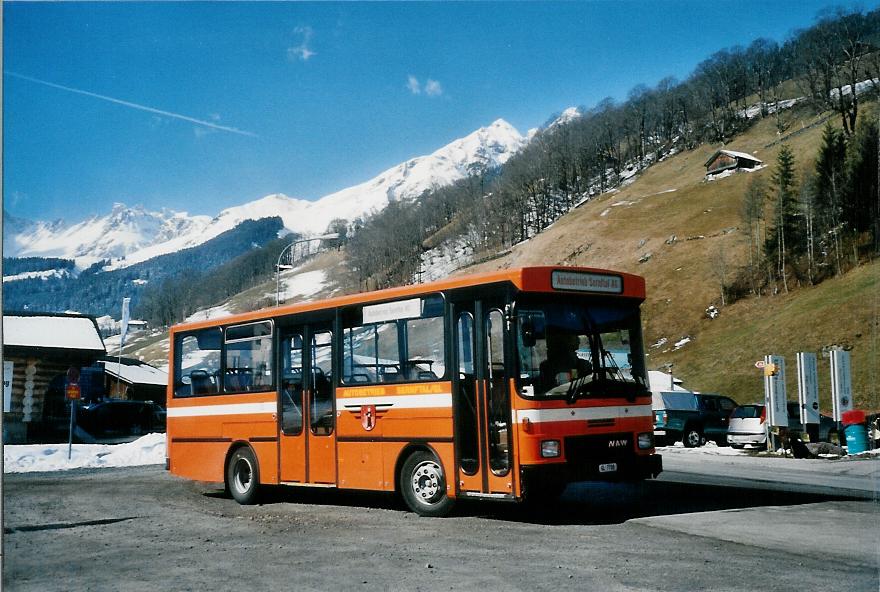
[4,119,526,270]
[4,204,211,269]
[546,107,583,130]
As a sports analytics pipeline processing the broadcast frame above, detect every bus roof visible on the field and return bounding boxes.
[171,266,646,333]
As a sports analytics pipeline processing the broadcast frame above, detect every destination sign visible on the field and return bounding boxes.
[551,271,623,294]
[362,297,422,324]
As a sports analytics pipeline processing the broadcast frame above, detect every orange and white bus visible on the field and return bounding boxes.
[166,266,661,516]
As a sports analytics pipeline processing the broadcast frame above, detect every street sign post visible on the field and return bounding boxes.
[763,354,787,451]
[763,355,788,427]
[796,352,820,424]
[66,367,81,460]
[797,352,820,442]
[830,349,853,422]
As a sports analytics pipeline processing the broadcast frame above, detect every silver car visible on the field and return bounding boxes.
[727,404,767,448]
[727,403,841,449]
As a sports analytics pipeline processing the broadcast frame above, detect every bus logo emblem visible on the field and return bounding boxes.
[361,405,377,431]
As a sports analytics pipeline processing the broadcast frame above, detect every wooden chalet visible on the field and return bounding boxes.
[704,149,763,177]
[99,357,168,404]
[2,312,106,443]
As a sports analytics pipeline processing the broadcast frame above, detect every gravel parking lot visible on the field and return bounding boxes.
[4,465,879,591]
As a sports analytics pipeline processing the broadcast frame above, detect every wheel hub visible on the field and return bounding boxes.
[235,459,252,492]
[411,461,441,502]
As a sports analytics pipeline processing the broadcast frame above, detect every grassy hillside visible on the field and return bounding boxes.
[463,103,879,410]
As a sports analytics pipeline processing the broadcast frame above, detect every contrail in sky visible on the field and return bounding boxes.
[6,71,259,138]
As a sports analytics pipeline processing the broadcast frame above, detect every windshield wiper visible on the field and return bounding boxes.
[565,374,587,405]
[565,371,593,404]
[602,349,626,382]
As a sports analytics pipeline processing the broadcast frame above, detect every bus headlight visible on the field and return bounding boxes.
[541,440,561,458]
[638,432,654,449]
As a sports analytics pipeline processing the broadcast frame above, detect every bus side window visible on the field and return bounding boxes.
[405,315,445,380]
[175,329,222,397]
[342,295,445,385]
[224,321,274,393]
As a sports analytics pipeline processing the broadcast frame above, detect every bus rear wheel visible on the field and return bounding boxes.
[227,446,261,505]
[400,451,454,517]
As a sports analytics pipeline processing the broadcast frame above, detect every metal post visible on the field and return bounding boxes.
[67,400,75,460]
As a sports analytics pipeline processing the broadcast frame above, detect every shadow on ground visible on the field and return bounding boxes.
[200,478,856,526]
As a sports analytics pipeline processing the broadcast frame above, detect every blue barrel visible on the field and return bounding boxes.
[845,424,869,454]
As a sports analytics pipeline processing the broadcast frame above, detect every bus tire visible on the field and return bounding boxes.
[400,451,454,517]
[227,446,261,505]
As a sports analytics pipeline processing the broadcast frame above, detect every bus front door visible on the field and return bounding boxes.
[453,302,514,497]
[278,325,337,485]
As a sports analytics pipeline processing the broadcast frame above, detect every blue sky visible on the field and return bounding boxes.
[3,1,872,221]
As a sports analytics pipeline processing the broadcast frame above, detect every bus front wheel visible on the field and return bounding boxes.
[227,446,261,505]
[400,451,454,517]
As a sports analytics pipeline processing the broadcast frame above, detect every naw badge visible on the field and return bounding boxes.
[361,404,377,431]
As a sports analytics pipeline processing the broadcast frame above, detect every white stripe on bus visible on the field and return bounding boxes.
[339,393,452,410]
[167,402,277,418]
[515,405,652,424]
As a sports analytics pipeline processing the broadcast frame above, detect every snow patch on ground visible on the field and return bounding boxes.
[661,442,745,456]
[2,268,72,283]
[4,433,165,473]
[673,337,691,350]
[185,303,233,323]
[660,443,879,460]
[277,269,327,302]
[421,238,474,283]
[737,97,805,120]
[830,78,879,99]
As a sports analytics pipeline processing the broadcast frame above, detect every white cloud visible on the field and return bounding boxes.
[288,26,317,62]
[407,75,421,95]
[424,79,443,97]
[407,76,443,97]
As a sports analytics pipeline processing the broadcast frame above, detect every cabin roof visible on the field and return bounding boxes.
[3,312,106,354]
[704,149,762,167]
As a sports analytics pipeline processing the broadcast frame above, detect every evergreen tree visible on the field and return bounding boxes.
[740,176,767,294]
[843,117,879,245]
[765,144,800,291]
[811,123,848,274]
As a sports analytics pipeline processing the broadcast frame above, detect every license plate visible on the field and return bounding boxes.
[599,463,618,473]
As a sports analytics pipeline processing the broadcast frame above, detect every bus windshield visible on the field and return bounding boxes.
[516,299,648,400]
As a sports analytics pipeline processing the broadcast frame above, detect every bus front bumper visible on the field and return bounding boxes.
[524,453,662,485]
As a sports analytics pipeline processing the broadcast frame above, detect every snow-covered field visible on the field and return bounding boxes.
[4,433,165,473]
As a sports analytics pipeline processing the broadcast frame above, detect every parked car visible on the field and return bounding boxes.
[726,402,840,449]
[76,399,166,440]
[653,392,739,447]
